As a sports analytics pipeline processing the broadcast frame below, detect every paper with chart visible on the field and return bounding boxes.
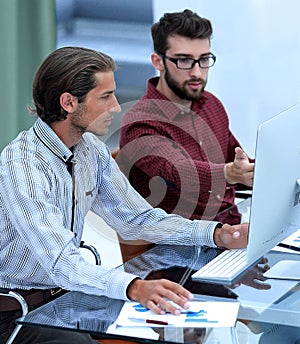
[273,228,300,254]
[115,300,240,328]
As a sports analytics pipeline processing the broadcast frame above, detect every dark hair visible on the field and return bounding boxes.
[31,46,116,123]
[151,9,213,54]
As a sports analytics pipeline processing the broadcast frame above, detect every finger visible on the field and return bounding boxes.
[155,298,183,315]
[221,224,238,239]
[223,224,242,236]
[244,163,255,173]
[164,290,193,308]
[146,300,167,315]
[261,258,268,264]
[261,264,270,273]
[231,282,242,288]
[254,272,265,281]
[235,147,248,161]
[157,283,193,313]
[232,231,240,239]
[252,280,272,290]
[248,162,255,171]
[258,257,269,265]
[221,223,232,231]
[165,281,194,301]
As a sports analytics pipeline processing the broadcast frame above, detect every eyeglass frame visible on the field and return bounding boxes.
[157,51,216,70]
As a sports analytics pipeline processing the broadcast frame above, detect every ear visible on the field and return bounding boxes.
[60,92,78,114]
[151,53,165,72]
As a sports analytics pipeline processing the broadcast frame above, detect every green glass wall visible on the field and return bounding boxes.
[0,0,56,150]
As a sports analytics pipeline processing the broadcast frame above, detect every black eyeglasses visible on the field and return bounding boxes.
[157,52,216,70]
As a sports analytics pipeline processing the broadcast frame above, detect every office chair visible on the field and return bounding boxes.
[0,288,28,344]
[80,241,101,266]
[1,242,101,344]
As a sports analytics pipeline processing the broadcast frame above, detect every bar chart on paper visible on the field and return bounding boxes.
[115,301,240,328]
[290,230,300,247]
[275,229,300,253]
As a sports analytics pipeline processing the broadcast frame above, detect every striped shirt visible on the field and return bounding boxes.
[0,118,218,301]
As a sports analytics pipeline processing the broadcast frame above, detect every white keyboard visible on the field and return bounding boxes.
[192,249,248,283]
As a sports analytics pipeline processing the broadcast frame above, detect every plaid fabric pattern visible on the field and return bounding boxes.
[120,77,243,224]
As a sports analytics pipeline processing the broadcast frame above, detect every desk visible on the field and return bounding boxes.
[16,195,300,343]
[16,245,300,343]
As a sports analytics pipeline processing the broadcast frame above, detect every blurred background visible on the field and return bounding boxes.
[1,0,299,157]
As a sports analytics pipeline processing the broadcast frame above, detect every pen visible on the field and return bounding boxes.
[277,243,300,252]
[128,317,169,325]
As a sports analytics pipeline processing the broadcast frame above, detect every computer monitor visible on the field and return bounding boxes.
[247,101,300,264]
[192,102,300,284]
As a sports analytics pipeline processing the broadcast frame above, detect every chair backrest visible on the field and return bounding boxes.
[0,289,28,343]
[80,241,101,265]
[55,0,153,35]
[55,0,155,103]
[117,233,155,263]
[73,0,153,23]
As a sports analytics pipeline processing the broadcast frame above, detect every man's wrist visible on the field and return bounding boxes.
[126,277,141,300]
[213,223,224,247]
[224,163,235,185]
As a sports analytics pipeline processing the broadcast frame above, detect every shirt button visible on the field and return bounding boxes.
[180,111,185,115]
[216,194,222,201]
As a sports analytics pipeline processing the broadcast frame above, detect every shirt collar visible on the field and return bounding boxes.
[146,77,207,120]
[33,118,73,163]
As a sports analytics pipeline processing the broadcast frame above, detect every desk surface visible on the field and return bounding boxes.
[17,247,300,343]
[17,199,300,343]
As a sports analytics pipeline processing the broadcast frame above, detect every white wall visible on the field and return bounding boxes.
[153,0,300,156]
[83,1,300,265]
[82,211,123,268]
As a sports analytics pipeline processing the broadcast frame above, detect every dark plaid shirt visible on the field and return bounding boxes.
[119,77,244,224]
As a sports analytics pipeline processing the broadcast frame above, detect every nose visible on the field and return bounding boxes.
[111,95,121,113]
[189,62,203,78]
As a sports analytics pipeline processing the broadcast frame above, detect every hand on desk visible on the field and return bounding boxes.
[127,278,193,315]
[232,257,271,290]
[214,222,249,249]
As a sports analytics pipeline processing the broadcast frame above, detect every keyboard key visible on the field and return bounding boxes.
[192,249,247,283]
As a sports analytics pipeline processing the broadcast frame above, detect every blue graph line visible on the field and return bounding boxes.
[134,304,149,312]
[133,304,219,324]
[185,319,218,323]
[184,310,218,323]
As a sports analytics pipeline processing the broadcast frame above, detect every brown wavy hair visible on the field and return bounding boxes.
[30,46,116,124]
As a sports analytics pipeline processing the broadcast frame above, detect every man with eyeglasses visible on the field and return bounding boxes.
[118,9,254,259]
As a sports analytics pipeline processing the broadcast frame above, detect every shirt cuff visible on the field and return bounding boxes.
[126,277,141,300]
[105,269,141,301]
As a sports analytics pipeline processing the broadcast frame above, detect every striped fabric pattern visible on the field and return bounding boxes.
[0,118,218,300]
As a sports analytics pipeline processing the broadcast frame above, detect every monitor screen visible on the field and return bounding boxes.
[247,101,300,263]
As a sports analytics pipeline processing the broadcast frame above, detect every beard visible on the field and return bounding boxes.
[164,66,207,101]
[70,103,88,135]
[70,103,111,137]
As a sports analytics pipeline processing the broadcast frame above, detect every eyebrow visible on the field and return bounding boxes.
[101,89,115,96]
[172,52,211,58]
